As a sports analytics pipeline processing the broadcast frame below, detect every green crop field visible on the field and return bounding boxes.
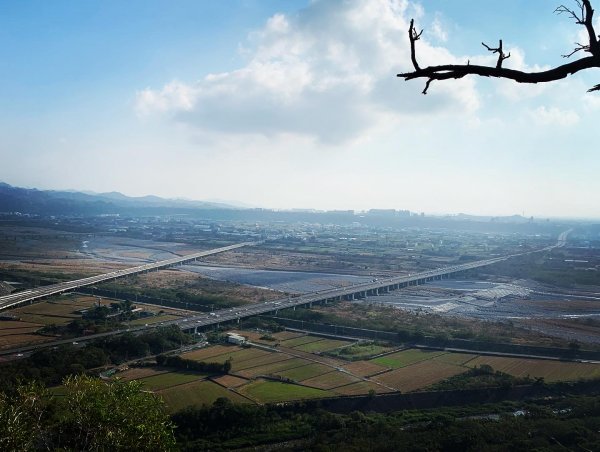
[138,371,205,390]
[275,363,332,382]
[371,349,446,369]
[293,339,351,353]
[159,380,251,411]
[467,356,600,382]
[238,380,332,403]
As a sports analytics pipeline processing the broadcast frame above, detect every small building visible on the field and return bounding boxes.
[226,333,246,345]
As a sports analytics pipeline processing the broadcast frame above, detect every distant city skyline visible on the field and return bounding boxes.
[2,0,599,217]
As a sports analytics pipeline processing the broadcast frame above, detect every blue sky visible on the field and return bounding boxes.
[1,0,599,217]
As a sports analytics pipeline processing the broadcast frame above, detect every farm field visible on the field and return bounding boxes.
[467,356,600,382]
[212,374,249,388]
[279,335,324,348]
[139,371,205,390]
[292,338,351,353]
[274,363,332,381]
[0,319,51,348]
[331,380,393,395]
[115,337,600,409]
[341,360,388,377]
[186,347,272,369]
[0,320,43,335]
[236,357,310,378]
[372,360,467,392]
[0,333,51,348]
[331,342,397,360]
[232,351,290,371]
[432,352,478,366]
[301,370,361,390]
[271,330,305,340]
[181,345,242,361]
[238,379,332,403]
[114,367,169,381]
[221,347,272,364]
[158,380,250,411]
[371,349,446,369]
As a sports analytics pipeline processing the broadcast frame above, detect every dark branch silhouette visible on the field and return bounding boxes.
[398,0,600,94]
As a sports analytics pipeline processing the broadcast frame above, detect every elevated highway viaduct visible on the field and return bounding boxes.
[172,230,571,334]
[0,230,570,354]
[0,242,255,312]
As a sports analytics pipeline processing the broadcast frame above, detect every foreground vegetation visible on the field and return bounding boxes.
[0,375,175,451]
[173,395,600,451]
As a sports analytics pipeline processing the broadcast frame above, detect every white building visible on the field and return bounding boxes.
[226,333,246,345]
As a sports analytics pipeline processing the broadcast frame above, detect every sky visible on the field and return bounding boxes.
[1,0,599,218]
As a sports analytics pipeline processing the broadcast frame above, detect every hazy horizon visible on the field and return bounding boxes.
[2,1,599,218]
[5,180,599,221]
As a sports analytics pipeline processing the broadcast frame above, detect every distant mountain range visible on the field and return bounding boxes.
[0,182,238,216]
[0,182,562,235]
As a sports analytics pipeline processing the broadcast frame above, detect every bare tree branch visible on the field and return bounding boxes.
[398,0,600,94]
[481,40,511,68]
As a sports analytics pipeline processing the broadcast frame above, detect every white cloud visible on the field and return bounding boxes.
[135,0,480,144]
[582,93,600,111]
[430,16,448,42]
[530,105,579,127]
